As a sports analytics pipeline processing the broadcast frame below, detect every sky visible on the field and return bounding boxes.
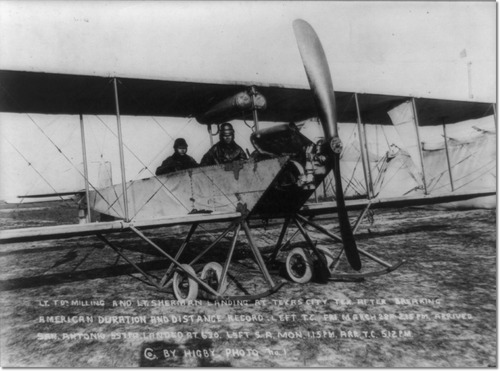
[0,1,496,201]
[0,1,496,99]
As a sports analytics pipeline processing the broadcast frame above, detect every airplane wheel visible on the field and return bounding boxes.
[200,262,228,296]
[285,248,313,283]
[317,246,335,271]
[173,264,199,302]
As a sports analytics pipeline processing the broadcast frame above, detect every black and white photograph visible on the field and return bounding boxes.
[0,1,496,367]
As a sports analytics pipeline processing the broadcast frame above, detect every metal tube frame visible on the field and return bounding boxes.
[267,216,291,263]
[358,248,393,268]
[292,217,321,257]
[241,220,275,287]
[188,222,237,266]
[286,207,404,279]
[159,223,199,287]
[219,224,241,292]
[295,214,342,243]
[129,225,221,297]
[269,227,301,262]
[352,202,372,234]
[96,217,283,299]
[97,234,160,288]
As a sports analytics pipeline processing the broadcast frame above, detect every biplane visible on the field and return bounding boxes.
[0,20,495,301]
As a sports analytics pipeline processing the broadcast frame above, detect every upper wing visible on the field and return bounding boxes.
[0,69,494,125]
[0,211,240,244]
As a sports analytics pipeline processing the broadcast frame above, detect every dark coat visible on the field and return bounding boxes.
[155,153,198,176]
[200,141,247,166]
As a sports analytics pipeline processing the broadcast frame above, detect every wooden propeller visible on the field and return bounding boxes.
[293,19,362,271]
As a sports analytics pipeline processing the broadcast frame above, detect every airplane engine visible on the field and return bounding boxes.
[250,122,328,190]
[249,123,331,217]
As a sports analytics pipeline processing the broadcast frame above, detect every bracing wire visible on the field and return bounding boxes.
[94,80,221,228]
[83,81,219,239]
[375,155,414,195]
[429,157,495,193]
[343,156,366,196]
[0,79,118,213]
[380,125,392,149]
[88,116,107,161]
[371,154,390,190]
[452,160,496,191]
[4,137,76,208]
[25,113,123,216]
[339,123,358,159]
[101,79,195,181]
[93,115,191,218]
[150,116,176,141]
[27,116,69,187]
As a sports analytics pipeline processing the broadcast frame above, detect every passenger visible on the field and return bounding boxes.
[155,138,198,176]
[200,123,247,166]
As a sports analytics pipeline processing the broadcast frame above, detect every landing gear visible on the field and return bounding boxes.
[200,262,227,297]
[317,246,335,269]
[97,220,284,301]
[285,248,313,283]
[269,207,405,282]
[173,264,199,302]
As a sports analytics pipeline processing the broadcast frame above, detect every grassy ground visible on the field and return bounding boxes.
[0,202,496,367]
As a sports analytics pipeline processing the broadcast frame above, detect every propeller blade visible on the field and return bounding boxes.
[332,154,362,271]
[293,19,362,271]
[292,19,337,140]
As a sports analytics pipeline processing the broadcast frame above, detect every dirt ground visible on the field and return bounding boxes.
[0,201,496,367]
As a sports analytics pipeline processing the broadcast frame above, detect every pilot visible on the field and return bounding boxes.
[200,123,247,166]
[155,138,198,176]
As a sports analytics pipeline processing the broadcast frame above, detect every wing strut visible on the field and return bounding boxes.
[354,93,374,198]
[411,98,428,195]
[113,78,130,221]
[441,119,455,191]
[79,114,92,223]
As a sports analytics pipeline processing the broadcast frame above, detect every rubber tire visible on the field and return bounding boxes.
[285,247,313,283]
[173,264,199,302]
[200,262,228,296]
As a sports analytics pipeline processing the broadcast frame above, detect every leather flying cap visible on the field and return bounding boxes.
[219,123,234,136]
[173,138,188,149]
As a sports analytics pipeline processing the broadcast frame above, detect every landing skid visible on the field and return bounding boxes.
[97,219,284,302]
[329,259,405,280]
[267,203,405,282]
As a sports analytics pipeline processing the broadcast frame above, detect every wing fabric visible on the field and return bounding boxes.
[0,70,493,125]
